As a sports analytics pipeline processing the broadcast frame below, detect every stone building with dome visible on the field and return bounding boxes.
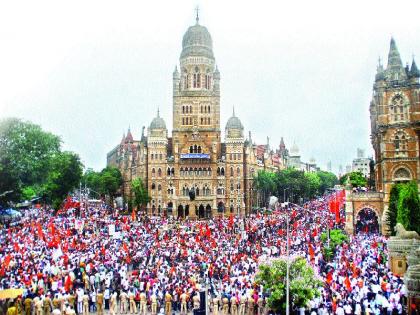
[106,15,290,217]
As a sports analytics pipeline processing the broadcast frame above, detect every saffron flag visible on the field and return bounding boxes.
[344,276,351,291]
[326,271,333,285]
[308,243,315,261]
[131,209,136,222]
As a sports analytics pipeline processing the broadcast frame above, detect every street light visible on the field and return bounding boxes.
[285,200,290,315]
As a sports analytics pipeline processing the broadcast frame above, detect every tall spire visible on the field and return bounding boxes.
[195,6,200,24]
[232,106,235,117]
[410,56,420,78]
[387,37,403,69]
[157,107,160,117]
[280,137,285,150]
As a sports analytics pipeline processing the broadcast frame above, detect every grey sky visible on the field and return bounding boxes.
[1,0,419,173]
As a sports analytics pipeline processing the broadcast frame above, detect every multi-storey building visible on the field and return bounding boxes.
[107,15,289,217]
[370,38,420,201]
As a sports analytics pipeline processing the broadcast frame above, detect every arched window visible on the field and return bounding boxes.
[167,168,171,176]
[152,168,156,177]
[194,145,198,153]
[394,131,408,154]
[208,105,210,113]
[230,167,234,177]
[221,167,225,176]
[151,183,156,190]
[237,167,240,176]
[190,105,192,113]
[217,167,221,176]
[198,146,202,153]
[208,168,212,176]
[158,184,162,191]
[159,154,162,160]
[390,94,408,122]
[182,106,185,113]
[171,168,175,176]
[393,167,411,181]
[201,117,203,124]
[182,117,185,125]
[180,168,184,176]
[190,146,193,153]
[158,168,162,177]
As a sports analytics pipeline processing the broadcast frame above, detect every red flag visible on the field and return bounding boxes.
[335,205,340,224]
[344,276,351,291]
[131,209,136,222]
[37,223,44,240]
[228,214,234,229]
[326,271,333,285]
[123,242,129,253]
[205,225,211,238]
[308,243,315,261]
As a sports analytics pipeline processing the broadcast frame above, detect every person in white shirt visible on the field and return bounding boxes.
[76,287,84,314]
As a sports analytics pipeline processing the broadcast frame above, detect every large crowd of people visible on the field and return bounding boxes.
[0,194,407,315]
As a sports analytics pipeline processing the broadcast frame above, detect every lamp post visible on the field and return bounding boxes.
[285,200,290,315]
[282,187,290,315]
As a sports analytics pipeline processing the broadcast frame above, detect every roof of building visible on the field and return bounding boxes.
[150,109,167,130]
[181,18,214,59]
[226,108,244,130]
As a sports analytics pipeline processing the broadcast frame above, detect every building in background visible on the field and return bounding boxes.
[107,15,291,217]
[351,148,372,178]
[370,38,420,199]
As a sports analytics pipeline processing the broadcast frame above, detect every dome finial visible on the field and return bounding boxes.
[195,6,200,24]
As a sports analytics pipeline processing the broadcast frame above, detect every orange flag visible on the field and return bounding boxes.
[344,276,351,291]
[131,209,136,222]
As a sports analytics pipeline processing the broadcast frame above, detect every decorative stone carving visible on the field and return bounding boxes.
[395,223,420,239]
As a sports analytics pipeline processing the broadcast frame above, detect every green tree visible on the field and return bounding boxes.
[43,151,83,209]
[131,178,151,212]
[317,171,339,195]
[254,170,277,206]
[386,184,401,235]
[339,171,367,188]
[304,172,321,199]
[99,167,123,203]
[0,118,61,205]
[255,257,322,312]
[83,168,102,196]
[320,229,348,261]
[397,181,420,233]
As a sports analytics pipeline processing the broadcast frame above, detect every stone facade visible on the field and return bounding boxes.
[370,38,420,203]
[106,17,289,217]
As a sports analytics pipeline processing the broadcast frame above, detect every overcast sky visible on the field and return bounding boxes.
[1,0,420,173]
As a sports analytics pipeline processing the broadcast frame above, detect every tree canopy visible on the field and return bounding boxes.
[396,181,420,233]
[254,168,338,205]
[255,257,322,312]
[339,171,367,188]
[0,118,82,208]
[131,178,151,212]
[82,167,123,201]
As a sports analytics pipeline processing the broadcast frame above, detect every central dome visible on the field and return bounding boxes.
[181,22,214,59]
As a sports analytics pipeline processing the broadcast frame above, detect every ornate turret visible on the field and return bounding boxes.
[225,107,244,139]
[385,38,407,81]
[410,58,420,78]
[126,127,134,142]
[150,109,167,130]
[375,57,385,81]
